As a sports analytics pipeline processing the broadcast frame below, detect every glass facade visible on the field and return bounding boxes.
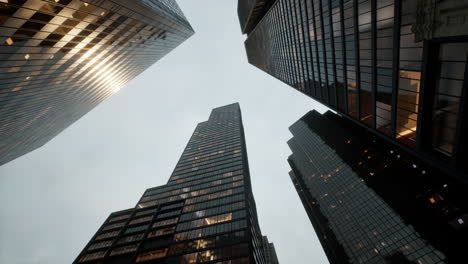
[237,0,276,34]
[74,103,275,264]
[288,110,468,264]
[261,236,279,264]
[0,0,194,166]
[240,0,468,179]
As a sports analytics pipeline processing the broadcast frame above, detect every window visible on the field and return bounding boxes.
[109,244,138,256]
[95,230,119,240]
[124,225,148,235]
[88,240,113,251]
[153,217,178,228]
[129,216,153,225]
[431,42,468,156]
[102,221,125,231]
[79,250,106,262]
[108,213,131,223]
[116,233,144,245]
[147,226,176,238]
[396,0,423,147]
[135,248,168,262]
[204,213,233,225]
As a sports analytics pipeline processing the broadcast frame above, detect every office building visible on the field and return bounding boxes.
[261,236,279,264]
[74,103,276,264]
[239,0,468,180]
[288,110,467,263]
[0,0,193,166]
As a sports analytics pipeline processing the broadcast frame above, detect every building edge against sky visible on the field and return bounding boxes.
[0,0,193,166]
[287,110,467,264]
[237,0,468,182]
[74,103,277,264]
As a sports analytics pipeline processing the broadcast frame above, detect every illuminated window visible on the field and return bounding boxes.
[135,248,168,262]
[204,212,232,225]
[5,37,13,45]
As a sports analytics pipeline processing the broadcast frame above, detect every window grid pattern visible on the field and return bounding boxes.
[288,111,449,264]
[74,104,270,264]
[395,0,423,148]
[0,0,193,166]
[244,0,463,158]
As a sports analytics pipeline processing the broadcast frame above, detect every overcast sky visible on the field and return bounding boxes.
[0,1,329,263]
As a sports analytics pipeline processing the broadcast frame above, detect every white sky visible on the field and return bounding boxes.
[0,1,329,263]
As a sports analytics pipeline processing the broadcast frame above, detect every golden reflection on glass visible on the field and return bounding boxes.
[396,70,421,147]
[135,248,168,263]
[204,212,232,225]
[0,0,194,165]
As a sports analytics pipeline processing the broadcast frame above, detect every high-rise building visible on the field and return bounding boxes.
[238,0,468,180]
[261,236,279,264]
[0,0,193,166]
[74,103,276,264]
[288,110,468,264]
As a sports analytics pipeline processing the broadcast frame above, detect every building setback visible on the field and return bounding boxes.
[288,110,467,264]
[238,0,468,181]
[74,103,276,264]
[0,0,193,166]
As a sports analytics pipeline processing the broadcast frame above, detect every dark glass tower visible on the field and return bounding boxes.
[288,110,468,264]
[238,0,468,180]
[74,103,276,264]
[0,0,193,166]
[261,236,279,264]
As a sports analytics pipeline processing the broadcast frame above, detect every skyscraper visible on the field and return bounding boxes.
[238,0,468,180]
[0,0,193,166]
[74,103,276,264]
[288,110,467,264]
[261,236,279,264]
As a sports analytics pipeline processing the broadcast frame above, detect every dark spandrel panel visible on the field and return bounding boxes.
[0,0,194,166]
[288,110,468,264]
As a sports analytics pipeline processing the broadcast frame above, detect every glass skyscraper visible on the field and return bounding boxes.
[261,236,279,264]
[288,110,467,264]
[238,0,468,180]
[74,103,275,264]
[0,0,193,166]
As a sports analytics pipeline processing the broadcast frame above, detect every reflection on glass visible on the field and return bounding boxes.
[431,43,468,156]
[0,0,193,165]
[395,0,423,147]
[135,248,168,263]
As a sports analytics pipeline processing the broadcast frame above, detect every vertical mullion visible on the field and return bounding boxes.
[303,0,318,98]
[340,0,349,112]
[353,0,361,120]
[328,0,339,108]
[278,1,294,87]
[319,0,330,105]
[390,0,401,138]
[371,0,377,129]
[293,0,310,94]
[452,54,468,169]
[298,0,315,97]
[310,0,323,100]
[416,40,433,152]
[284,0,301,90]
